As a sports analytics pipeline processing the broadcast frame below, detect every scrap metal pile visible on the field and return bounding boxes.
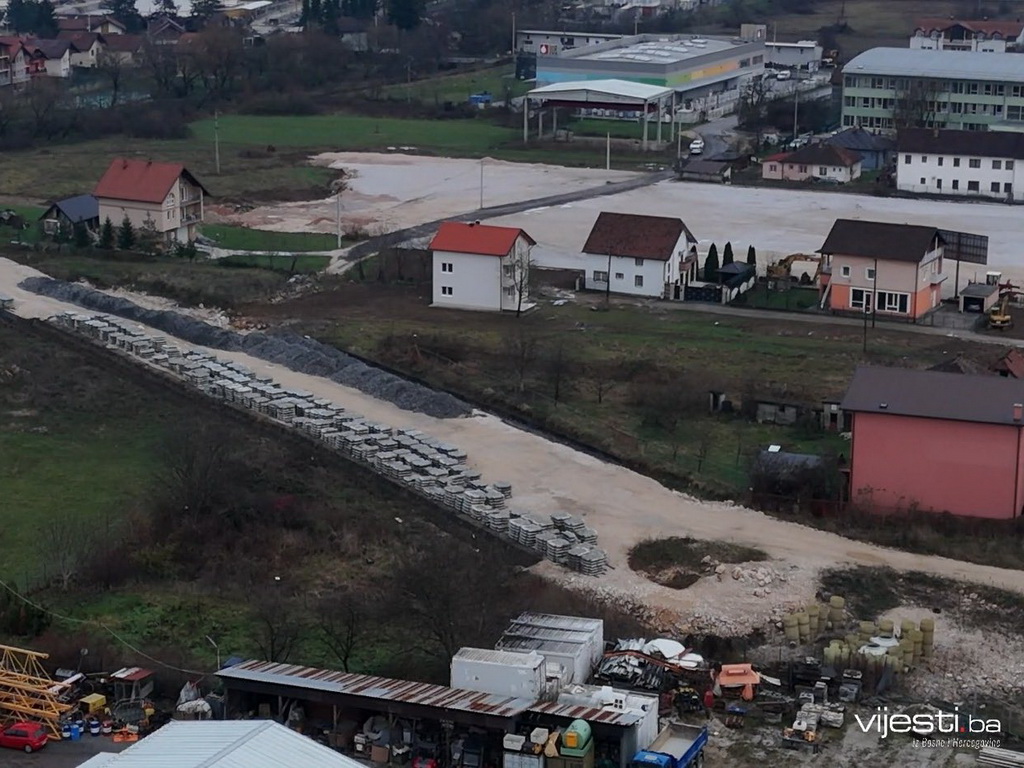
[48,311,607,576]
[595,638,706,690]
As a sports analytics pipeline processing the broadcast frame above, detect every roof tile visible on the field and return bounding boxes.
[429,221,534,257]
[94,158,205,204]
[818,219,943,262]
[581,211,693,261]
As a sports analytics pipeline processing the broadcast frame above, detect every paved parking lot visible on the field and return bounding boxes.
[0,738,129,768]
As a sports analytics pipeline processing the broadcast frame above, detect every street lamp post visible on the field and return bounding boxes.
[206,635,220,671]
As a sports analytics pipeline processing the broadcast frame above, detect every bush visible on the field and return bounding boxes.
[241,93,322,116]
[127,107,189,140]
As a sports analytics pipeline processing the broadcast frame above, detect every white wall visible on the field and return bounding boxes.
[910,33,1009,53]
[897,151,1023,201]
[43,52,71,77]
[433,250,502,311]
[583,254,670,297]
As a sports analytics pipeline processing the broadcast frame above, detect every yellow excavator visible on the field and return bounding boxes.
[767,254,823,285]
[989,290,1024,330]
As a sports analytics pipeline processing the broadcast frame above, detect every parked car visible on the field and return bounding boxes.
[689,137,705,155]
[776,69,792,81]
[0,722,48,753]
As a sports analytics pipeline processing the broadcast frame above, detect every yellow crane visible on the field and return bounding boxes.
[0,645,73,740]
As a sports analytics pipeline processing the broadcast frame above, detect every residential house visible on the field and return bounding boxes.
[896,127,1024,202]
[147,15,186,45]
[39,194,100,237]
[581,212,696,299]
[994,349,1024,379]
[674,157,732,183]
[428,221,536,312]
[101,34,145,64]
[825,127,895,171]
[24,39,74,78]
[840,48,1024,132]
[57,15,127,36]
[910,18,1024,53]
[58,31,105,67]
[761,144,863,183]
[0,38,29,86]
[842,365,1024,519]
[818,219,945,319]
[94,158,209,243]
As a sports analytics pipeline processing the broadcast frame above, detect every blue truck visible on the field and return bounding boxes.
[630,723,709,768]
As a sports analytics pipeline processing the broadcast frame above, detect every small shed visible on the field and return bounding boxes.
[39,194,99,237]
[958,282,999,314]
[675,158,732,183]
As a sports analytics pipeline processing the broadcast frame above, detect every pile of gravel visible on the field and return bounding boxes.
[20,277,471,419]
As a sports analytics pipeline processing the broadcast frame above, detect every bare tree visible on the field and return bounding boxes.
[43,511,93,590]
[502,327,540,393]
[96,49,126,107]
[315,588,371,672]
[510,247,532,318]
[544,341,574,404]
[155,422,231,525]
[738,74,774,148]
[25,78,67,140]
[893,78,942,129]
[251,587,307,663]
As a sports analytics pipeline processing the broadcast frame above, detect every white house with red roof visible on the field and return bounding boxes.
[94,157,208,244]
[428,221,536,312]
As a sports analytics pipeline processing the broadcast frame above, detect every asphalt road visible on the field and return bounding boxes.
[0,738,129,768]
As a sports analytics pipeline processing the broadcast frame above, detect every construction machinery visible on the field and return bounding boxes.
[767,254,823,287]
[988,290,1024,330]
[0,645,73,741]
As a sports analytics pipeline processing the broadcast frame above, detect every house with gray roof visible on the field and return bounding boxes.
[825,127,895,170]
[39,194,99,238]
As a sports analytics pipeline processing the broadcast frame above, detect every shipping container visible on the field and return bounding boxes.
[452,648,546,699]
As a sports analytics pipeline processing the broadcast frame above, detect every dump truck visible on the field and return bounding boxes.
[630,723,708,768]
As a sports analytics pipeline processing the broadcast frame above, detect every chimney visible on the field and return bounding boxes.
[1014,403,1022,422]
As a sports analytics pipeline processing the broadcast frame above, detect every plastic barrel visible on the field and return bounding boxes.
[830,595,845,609]
[878,618,894,637]
[90,721,101,737]
[70,725,81,741]
[61,724,71,740]
[900,619,917,637]
[919,617,936,633]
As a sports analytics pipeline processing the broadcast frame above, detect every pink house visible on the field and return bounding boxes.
[761,144,862,183]
[842,366,1024,519]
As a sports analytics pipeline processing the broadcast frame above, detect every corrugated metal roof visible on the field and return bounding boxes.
[844,47,1024,81]
[528,79,673,103]
[82,721,362,768]
[75,756,118,768]
[454,648,545,668]
[527,701,642,727]
[513,613,604,632]
[216,661,533,718]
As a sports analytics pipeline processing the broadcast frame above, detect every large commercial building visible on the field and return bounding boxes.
[841,48,1024,132]
[536,33,765,111]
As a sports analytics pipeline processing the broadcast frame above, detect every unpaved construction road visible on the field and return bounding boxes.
[4,257,1024,634]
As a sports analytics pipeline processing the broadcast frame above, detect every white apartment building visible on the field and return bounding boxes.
[897,127,1024,202]
[429,222,535,312]
[581,212,696,299]
[910,18,1024,53]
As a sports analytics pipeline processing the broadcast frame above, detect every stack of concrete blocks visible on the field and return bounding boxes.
[49,312,607,576]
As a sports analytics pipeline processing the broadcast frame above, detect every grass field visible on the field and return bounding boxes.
[381,65,530,105]
[201,223,339,254]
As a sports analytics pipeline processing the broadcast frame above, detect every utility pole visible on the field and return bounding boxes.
[479,159,484,209]
[214,110,221,175]
[872,257,878,328]
[606,133,611,170]
[605,251,612,307]
[792,86,799,142]
[335,188,342,248]
[511,12,516,56]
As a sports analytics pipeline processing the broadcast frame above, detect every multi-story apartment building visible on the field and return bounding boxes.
[841,48,1024,132]
[896,128,1024,202]
[910,18,1024,53]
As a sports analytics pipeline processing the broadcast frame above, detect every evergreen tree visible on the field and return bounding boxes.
[341,0,376,18]
[72,223,92,248]
[300,0,310,23]
[156,0,177,14]
[116,216,136,250]
[190,0,219,21]
[35,0,57,36]
[98,217,115,249]
[386,0,423,30]
[722,241,734,266]
[103,0,143,31]
[747,244,756,267]
[703,243,719,283]
[308,0,322,24]
[321,0,340,34]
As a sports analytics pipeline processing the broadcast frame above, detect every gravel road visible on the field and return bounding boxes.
[5,257,1024,634]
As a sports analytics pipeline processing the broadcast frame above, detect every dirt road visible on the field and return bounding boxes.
[5,259,1024,633]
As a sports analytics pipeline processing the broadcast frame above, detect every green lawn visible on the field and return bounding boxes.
[381,65,530,105]
[201,223,339,254]
[192,113,517,153]
[218,252,331,272]
[738,284,821,311]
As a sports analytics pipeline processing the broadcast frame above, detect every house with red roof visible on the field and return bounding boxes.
[0,38,30,86]
[94,158,209,244]
[911,18,1024,53]
[428,221,536,312]
[761,144,862,184]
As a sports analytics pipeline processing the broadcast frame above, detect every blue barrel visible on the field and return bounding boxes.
[61,724,71,739]
[70,724,81,741]
[89,721,101,736]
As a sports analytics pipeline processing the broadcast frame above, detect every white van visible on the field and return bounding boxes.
[689,137,705,155]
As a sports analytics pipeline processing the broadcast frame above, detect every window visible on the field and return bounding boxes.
[1005,183,1014,194]
[936,179,942,190]
[1008,161,1015,170]
[876,291,909,313]
[993,160,1002,170]
[866,267,876,281]
[504,286,515,297]
[769,164,778,172]
[937,157,943,166]
[921,156,927,163]
[593,270,608,282]
[1009,106,1024,122]
[991,182,1001,193]
[441,262,453,273]
[634,258,644,267]
[920,177,926,185]
[614,272,624,279]
[441,286,453,296]
[799,165,808,173]
[953,157,961,167]
[969,158,981,168]
[952,179,960,190]
[968,181,980,191]
[840,265,850,278]
[818,166,827,175]
[904,154,911,164]
[502,264,514,277]
[1013,85,1024,98]
[634,275,644,288]
[850,288,871,310]
[844,96,855,107]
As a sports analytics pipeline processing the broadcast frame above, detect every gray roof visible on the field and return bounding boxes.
[960,282,999,298]
[841,366,1024,425]
[41,194,98,224]
[844,47,1024,82]
[898,128,1024,161]
[818,219,943,262]
[826,127,895,153]
[76,720,364,768]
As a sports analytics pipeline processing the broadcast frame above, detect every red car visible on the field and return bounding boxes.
[0,722,49,753]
